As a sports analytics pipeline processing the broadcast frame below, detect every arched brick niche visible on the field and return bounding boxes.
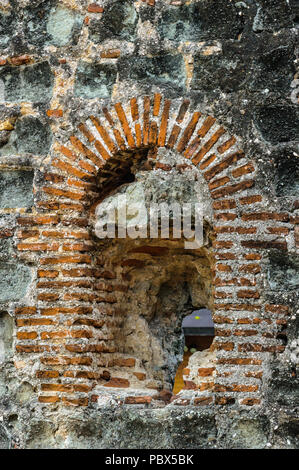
[14,93,288,408]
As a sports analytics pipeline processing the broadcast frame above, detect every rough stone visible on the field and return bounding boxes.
[118,54,186,91]
[89,0,138,43]
[0,311,13,364]
[254,106,299,144]
[75,61,117,99]
[0,116,52,155]
[158,1,242,42]
[0,10,16,49]
[0,170,34,208]
[46,5,83,47]
[0,0,297,451]
[0,62,54,103]
[268,252,299,291]
[273,148,299,197]
[0,263,32,302]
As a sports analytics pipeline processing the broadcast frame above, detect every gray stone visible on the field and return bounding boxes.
[273,148,299,197]
[219,416,270,449]
[118,54,186,90]
[75,61,117,99]
[0,117,52,155]
[0,170,34,208]
[254,106,299,144]
[46,5,83,47]
[249,47,295,94]
[0,239,14,261]
[191,52,247,93]
[89,0,138,43]
[0,263,31,302]
[268,252,299,291]
[0,62,54,103]
[0,424,9,449]
[0,311,14,363]
[0,11,16,49]
[158,1,242,42]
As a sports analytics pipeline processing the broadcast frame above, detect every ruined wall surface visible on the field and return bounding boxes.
[0,0,298,449]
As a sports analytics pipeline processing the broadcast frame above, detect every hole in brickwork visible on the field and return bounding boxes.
[96,148,150,202]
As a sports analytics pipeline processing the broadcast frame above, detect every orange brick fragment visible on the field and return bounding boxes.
[157,99,171,147]
[192,127,226,165]
[114,102,135,148]
[177,112,201,153]
[232,163,255,178]
[87,4,104,13]
[125,396,152,404]
[38,396,60,403]
[143,95,151,145]
[10,55,31,65]
[47,109,63,118]
[100,49,120,59]
[217,136,236,154]
[104,378,130,388]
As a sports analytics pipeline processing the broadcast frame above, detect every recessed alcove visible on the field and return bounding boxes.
[93,235,214,392]
[92,148,215,393]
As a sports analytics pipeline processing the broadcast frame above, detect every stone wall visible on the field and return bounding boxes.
[0,0,298,449]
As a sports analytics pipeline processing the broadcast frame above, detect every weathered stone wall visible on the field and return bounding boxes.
[0,0,298,449]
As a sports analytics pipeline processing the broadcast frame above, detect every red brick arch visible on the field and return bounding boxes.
[14,93,288,407]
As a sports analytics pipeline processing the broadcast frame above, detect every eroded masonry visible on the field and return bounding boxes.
[0,0,298,449]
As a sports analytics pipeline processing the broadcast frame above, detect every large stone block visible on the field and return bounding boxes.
[46,5,83,47]
[273,148,299,197]
[0,62,54,103]
[0,116,52,155]
[249,47,295,94]
[254,106,299,143]
[0,263,31,302]
[158,1,242,42]
[0,170,34,208]
[191,53,247,93]
[0,239,13,261]
[89,0,138,43]
[75,62,117,99]
[268,252,299,291]
[218,416,270,449]
[0,11,17,49]
[255,0,295,32]
[0,424,9,449]
[23,0,82,48]
[118,54,186,90]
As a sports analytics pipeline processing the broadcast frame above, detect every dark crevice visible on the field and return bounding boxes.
[96,148,151,202]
